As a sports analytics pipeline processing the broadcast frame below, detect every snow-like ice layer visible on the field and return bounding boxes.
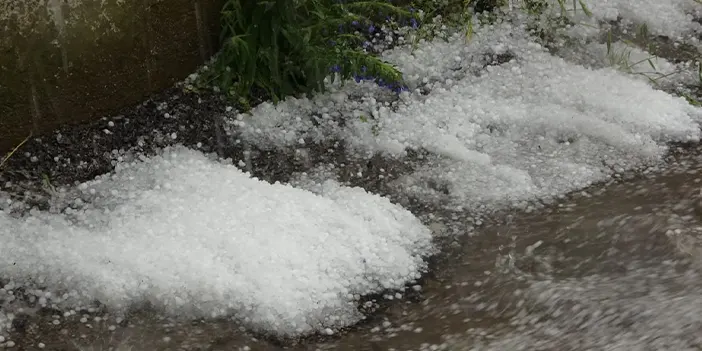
[229,22,529,151]
[0,147,433,336]
[372,43,700,158]
[237,22,702,210]
[372,43,702,207]
[380,19,522,90]
[555,39,696,83]
[580,0,701,38]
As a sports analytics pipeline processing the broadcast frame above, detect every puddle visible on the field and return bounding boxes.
[4,145,702,350]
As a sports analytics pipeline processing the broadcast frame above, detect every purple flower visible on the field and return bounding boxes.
[410,18,418,28]
[393,85,410,94]
[368,24,376,33]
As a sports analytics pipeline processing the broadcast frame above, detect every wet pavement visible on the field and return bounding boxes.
[3,143,702,350]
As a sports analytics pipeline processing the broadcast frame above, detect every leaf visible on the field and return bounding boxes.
[578,0,592,17]
[465,16,474,42]
[647,58,656,71]
[0,133,31,170]
[212,0,411,103]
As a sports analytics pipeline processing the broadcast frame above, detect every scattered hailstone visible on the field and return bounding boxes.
[0,146,433,337]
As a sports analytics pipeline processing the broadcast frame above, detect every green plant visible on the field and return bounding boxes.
[205,0,412,106]
[604,24,682,84]
[601,24,702,106]
[519,0,592,44]
[683,92,702,106]
[405,0,476,53]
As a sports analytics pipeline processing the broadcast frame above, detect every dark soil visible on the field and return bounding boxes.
[0,86,414,211]
[0,83,448,348]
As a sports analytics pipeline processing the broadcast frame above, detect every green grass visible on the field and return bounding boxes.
[600,23,702,106]
[193,0,518,109]
[604,24,678,83]
[200,0,413,108]
[519,0,593,44]
[195,0,702,110]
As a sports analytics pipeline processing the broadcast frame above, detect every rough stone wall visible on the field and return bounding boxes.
[0,0,224,153]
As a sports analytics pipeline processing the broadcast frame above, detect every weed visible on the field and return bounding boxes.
[204,0,413,107]
[42,173,56,195]
[405,0,476,53]
[683,92,702,106]
[604,24,686,85]
[601,23,702,106]
[0,133,31,170]
[517,0,593,44]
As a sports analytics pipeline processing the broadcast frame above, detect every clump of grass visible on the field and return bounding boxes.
[604,24,680,84]
[409,0,504,17]
[404,2,465,51]
[396,0,481,54]
[600,22,702,106]
[201,0,414,108]
[518,0,593,44]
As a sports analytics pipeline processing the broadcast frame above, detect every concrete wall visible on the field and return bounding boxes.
[0,0,225,153]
